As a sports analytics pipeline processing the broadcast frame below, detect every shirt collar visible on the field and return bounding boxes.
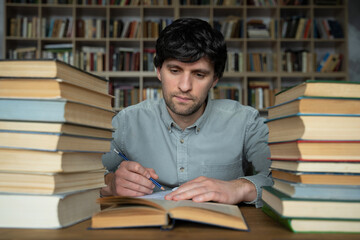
[159,96,213,134]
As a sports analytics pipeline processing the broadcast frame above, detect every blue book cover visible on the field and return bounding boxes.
[0,99,113,129]
[273,178,360,200]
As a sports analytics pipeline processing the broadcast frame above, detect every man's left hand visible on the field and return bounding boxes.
[164,176,256,204]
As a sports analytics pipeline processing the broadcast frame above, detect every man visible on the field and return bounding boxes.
[101,18,272,207]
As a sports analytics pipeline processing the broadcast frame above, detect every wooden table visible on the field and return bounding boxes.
[0,206,359,240]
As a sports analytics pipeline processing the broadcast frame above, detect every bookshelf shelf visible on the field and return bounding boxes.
[3,0,348,111]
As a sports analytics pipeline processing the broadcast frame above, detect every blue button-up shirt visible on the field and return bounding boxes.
[102,98,273,207]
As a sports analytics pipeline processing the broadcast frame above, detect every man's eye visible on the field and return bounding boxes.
[170,69,179,73]
[196,73,205,78]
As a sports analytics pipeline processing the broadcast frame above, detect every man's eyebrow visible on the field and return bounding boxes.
[165,63,211,74]
[165,63,181,68]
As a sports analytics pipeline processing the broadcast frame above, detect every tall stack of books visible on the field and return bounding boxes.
[0,59,114,229]
[262,80,360,233]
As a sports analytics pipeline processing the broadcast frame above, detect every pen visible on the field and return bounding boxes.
[113,148,165,191]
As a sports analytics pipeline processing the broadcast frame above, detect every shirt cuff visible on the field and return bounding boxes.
[238,176,262,208]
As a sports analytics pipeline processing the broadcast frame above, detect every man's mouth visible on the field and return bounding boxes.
[174,95,192,103]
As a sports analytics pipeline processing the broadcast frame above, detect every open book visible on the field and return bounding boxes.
[91,195,248,231]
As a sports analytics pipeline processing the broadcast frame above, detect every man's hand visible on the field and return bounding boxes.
[164,176,256,204]
[100,161,159,197]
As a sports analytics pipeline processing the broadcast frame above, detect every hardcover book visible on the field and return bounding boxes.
[266,115,360,142]
[0,189,101,229]
[0,148,104,173]
[262,203,360,233]
[267,97,360,119]
[91,196,249,231]
[274,80,360,105]
[272,178,360,200]
[271,169,360,185]
[270,159,360,173]
[0,99,114,130]
[268,140,360,160]
[0,130,111,152]
[262,187,360,219]
[0,78,113,110]
[0,59,108,95]
[0,170,105,194]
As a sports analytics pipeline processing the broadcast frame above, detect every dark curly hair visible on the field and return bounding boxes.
[154,18,227,79]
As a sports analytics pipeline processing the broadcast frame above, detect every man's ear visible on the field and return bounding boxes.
[156,67,161,82]
[211,77,219,88]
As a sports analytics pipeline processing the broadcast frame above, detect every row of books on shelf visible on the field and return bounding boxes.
[316,52,343,72]
[247,19,277,39]
[281,50,312,73]
[210,84,243,103]
[113,86,162,109]
[281,50,343,73]
[214,17,244,39]
[8,17,74,38]
[83,18,163,39]
[76,19,106,38]
[0,59,114,228]
[262,80,360,233]
[281,0,307,5]
[7,0,173,5]
[280,17,311,39]
[247,0,277,6]
[226,51,244,72]
[7,17,344,40]
[8,47,37,59]
[110,47,140,71]
[213,0,242,5]
[7,46,343,74]
[143,19,173,38]
[313,18,344,39]
[8,17,41,38]
[247,52,276,72]
[6,0,343,5]
[80,0,172,4]
[248,81,276,110]
[109,20,140,39]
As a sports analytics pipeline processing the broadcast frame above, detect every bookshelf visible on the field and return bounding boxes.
[3,0,349,112]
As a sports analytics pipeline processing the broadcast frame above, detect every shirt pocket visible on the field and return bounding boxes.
[201,160,242,181]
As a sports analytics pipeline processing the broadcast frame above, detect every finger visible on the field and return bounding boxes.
[167,185,208,201]
[114,177,154,195]
[164,181,203,200]
[116,163,155,190]
[146,168,159,180]
[113,184,152,197]
[123,161,151,178]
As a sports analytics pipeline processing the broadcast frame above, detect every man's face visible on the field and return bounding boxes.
[156,57,218,119]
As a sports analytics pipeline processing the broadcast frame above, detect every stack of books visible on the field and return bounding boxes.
[262,80,360,233]
[0,59,114,229]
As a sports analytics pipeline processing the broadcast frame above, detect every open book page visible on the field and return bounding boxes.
[137,187,242,218]
[137,190,173,200]
[148,199,243,218]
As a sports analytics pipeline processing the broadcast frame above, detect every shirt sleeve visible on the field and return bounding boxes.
[102,111,126,173]
[239,109,273,208]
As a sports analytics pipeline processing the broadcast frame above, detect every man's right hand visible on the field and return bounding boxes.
[100,161,159,197]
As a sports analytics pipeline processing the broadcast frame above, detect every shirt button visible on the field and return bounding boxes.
[180,167,185,172]
[180,139,184,144]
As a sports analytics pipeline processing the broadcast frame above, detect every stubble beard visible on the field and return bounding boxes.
[164,93,204,117]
